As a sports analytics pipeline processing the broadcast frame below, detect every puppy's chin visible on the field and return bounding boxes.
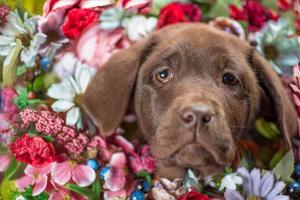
[154,144,231,179]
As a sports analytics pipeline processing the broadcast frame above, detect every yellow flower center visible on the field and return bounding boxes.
[249,196,262,200]
[18,34,31,47]
[264,45,278,60]
[64,195,71,200]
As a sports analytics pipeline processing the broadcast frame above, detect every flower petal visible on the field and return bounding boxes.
[259,171,274,197]
[105,167,126,192]
[109,152,127,168]
[66,107,80,126]
[269,195,289,200]
[250,168,261,196]
[72,165,96,187]
[52,100,75,112]
[237,167,251,195]
[265,181,286,199]
[32,174,48,196]
[224,189,244,200]
[0,155,10,172]
[16,175,35,191]
[51,161,72,185]
[47,81,75,100]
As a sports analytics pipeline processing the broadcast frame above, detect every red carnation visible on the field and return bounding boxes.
[157,2,202,28]
[10,134,56,167]
[178,190,211,200]
[229,1,279,32]
[62,8,99,39]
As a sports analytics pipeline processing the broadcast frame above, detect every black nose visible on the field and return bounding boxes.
[181,104,214,127]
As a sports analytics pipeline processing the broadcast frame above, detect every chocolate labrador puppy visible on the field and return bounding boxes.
[82,23,297,179]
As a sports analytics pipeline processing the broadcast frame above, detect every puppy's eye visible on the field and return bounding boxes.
[222,73,239,86]
[155,67,173,83]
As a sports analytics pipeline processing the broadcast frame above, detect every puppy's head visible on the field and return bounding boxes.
[82,24,297,179]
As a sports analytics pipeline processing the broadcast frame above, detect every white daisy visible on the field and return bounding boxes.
[0,10,46,67]
[47,63,96,129]
[219,173,243,191]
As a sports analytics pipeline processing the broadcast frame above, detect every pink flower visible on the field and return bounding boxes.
[87,136,112,161]
[49,183,86,200]
[76,26,130,68]
[51,160,95,187]
[103,152,136,200]
[0,154,10,172]
[1,87,18,120]
[0,114,15,146]
[129,145,155,173]
[16,164,54,196]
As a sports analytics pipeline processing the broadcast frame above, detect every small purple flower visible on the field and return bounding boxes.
[225,167,288,200]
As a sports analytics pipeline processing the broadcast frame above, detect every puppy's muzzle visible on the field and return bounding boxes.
[181,104,214,128]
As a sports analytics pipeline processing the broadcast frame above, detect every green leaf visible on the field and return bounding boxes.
[41,135,54,142]
[136,170,153,185]
[4,157,21,180]
[260,0,277,10]
[207,0,240,18]
[255,117,280,140]
[16,64,27,76]
[269,148,286,169]
[33,74,45,92]
[0,178,16,200]
[272,150,295,182]
[92,179,101,200]
[65,184,95,199]
[2,39,22,86]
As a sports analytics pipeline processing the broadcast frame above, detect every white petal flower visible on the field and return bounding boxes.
[123,15,157,41]
[0,10,47,67]
[219,173,243,191]
[66,107,80,126]
[47,63,95,128]
[52,100,75,112]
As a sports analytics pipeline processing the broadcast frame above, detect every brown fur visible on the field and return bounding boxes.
[82,23,297,179]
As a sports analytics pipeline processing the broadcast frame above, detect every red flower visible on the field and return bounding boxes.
[278,0,294,11]
[62,8,99,39]
[178,190,211,200]
[157,2,202,28]
[229,1,279,32]
[10,134,56,167]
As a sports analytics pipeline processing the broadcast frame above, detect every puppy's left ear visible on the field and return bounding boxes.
[81,37,156,136]
[249,49,297,148]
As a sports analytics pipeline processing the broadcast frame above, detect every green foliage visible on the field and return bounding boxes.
[65,183,97,200]
[255,117,280,140]
[272,150,295,182]
[12,186,49,200]
[207,0,240,18]
[13,85,41,109]
[4,157,21,180]
[0,178,16,200]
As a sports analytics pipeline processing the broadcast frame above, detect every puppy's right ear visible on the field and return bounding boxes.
[81,37,156,137]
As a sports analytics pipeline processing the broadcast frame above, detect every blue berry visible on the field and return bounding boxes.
[99,166,110,180]
[288,182,300,198]
[86,159,99,170]
[136,179,151,193]
[130,190,144,200]
[294,164,300,178]
[40,57,51,71]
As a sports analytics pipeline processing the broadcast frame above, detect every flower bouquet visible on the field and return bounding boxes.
[0,0,300,199]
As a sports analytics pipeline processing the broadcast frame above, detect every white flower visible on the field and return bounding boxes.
[47,63,96,129]
[219,173,243,191]
[0,10,46,67]
[100,7,124,30]
[122,15,157,41]
[16,195,26,200]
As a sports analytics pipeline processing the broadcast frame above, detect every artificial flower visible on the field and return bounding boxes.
[219,173,243,191]
[38,10,68,58]
[0,154,10,172]
[16,164,54,196]
[51,160,96,187]
[0,5,9,24]
[0,114,15,146]
[62,8,99,40]
[122,15,157,41]
[76,25,130,68]
[1,87,18,120]
[100,7,125,30]
[129,145,155,173]
[10,133,56,167]
[224,167,288,200]
[157,2,202,28]
[0,10,47,67]
[253,18,300,76]
[208,17,245,40]
[178,189,211,200]
[229,0,279,32]
[47,64,96,128]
